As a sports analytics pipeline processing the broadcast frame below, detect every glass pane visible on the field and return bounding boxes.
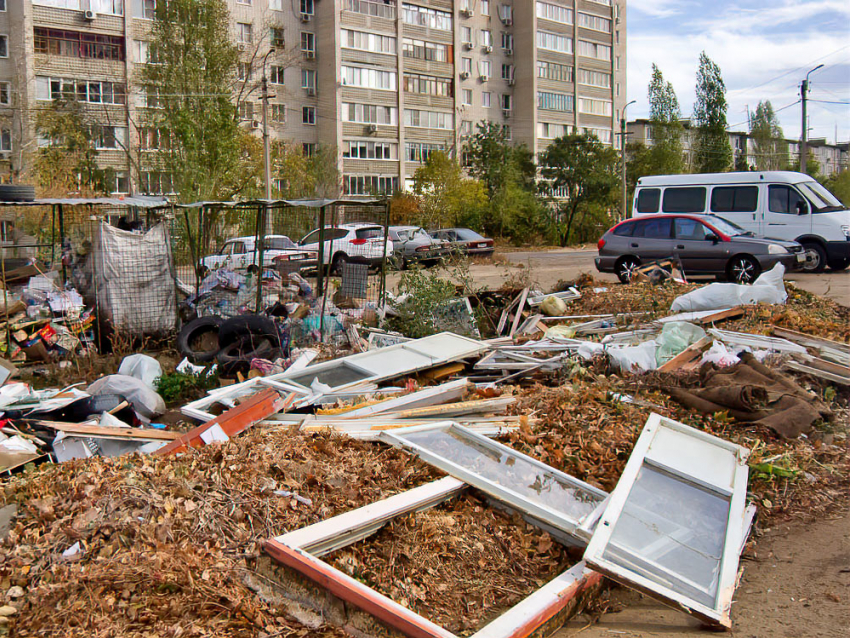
[287,363,372,388]
[603,464,730,608]
[397,427,603,522]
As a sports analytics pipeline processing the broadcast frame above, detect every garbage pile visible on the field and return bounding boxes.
[0,262,847,638]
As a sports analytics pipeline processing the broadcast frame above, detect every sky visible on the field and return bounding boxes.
[626,0,850,144]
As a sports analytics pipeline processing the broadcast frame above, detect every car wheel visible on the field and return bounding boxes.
[331,252,348,275]
[246,264,259,275]
[615,257,640,284]
[177,316,223,363]
[727,255,761,284]
[800,242,827,273]
[828,258,849,272]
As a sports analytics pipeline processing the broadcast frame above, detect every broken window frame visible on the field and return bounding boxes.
[264,476,604,638]
[582,413,751,628]
[380,422,608,542]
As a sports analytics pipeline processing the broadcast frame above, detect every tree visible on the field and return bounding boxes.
[539,132,619,246]
[824,169,850,207]
[413,151,487,230]
[750,101,788,170]
[32,99,114,196]
[140,0,256,201]
[646,64,684,175]
[464,122,536,197]
[692,52,732,173]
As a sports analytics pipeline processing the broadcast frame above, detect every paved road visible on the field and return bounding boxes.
[497,248,850,306]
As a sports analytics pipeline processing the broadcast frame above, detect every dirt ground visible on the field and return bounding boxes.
[558,508,850,638]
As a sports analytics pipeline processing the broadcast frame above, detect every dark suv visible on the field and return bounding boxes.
[596,214,806,283]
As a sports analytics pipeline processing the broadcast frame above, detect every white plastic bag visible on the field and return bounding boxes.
[118,354,162,389]
[608,340,658,373]
[540,295,568,316]
[700,341,741,367]
[670,263,787,312]
[655,322,706,366]
[86,375,166,420]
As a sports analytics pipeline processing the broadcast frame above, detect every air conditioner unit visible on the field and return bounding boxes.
[459,71,470,79]
[460,9,473,17]
[367,123,378,133]
[462,41,473,50]
[483,45,493,53]
[304,50,315,59]
[83,10,96,21]
[479,74,489,82]
[251,120,261,130]
[301,13,313,23]
[504,48,513,56]
[508,77,515,86]
[500,18,512,26]
[237,43,247,52]
[306,86,316,96]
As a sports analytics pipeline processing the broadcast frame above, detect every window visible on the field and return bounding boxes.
[461,57,472,74]
[343,140,398,160]
[139,127,171,151]
[461,26,472,44]
[578,98,612,117]
[344,175,399,195]
[237,62,251,81]
[270,66,285,84]
[406,142,444,163]
[404,109,453,129]
[537,122,570,139]
[402,4,452,30]
[0,82,9,105]
[674,218,711,241]
[613,221,635,236]
[482,91,491,107]
[662,187,707,213]
[479,60,491,78]
[501,64,513,81]
[33,0,81,8]
[302,106,316,124]
[113,171,129,194]
[270,27,285,48]
[480,0,490,15]
[632,217,672,239]
[140,86,162,109]
[480,29,492,47]
[301,32,315,53]
[537,60,573,83]
[271,104,286,123]
[578,39,611,61]
[237,22,253,45]
[92,0,124,15]
[536,1,573,24]
[91,125,127,150]
[500,94,511,110]
[301,0,314,14]
[636,188,661,213]
[462,89,472,105]
[403,73,453,97]
[537,91,573,112]
[135,40,160,64]
[140,0,156,19]
[342,29,397,54]
[36,77,127,105]
[237,0,252,5]
[403,38,452,62]
[343,0,396,19]
[139,172,173,195]
[343,103,398,125]
[460,120,473,136]
[768,185,806,215]
[0,0,6,9]
[302,69,316,89]
[33,28,125,60]
[303,143,316,156]
[711,186,758,213]
[537,31,572,53]
[578,69,611,88]
[578,12,612,33]
[342,66,397,90]
[238,102,254,120]
[501,32,513,50]
[0,128,10,152]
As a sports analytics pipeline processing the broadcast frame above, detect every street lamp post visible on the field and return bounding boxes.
[256,47,275,312]
[620,100,637,221]
[800,64,824,175]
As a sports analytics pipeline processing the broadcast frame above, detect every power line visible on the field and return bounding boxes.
[725,99,801,131]
[726,44,850,96]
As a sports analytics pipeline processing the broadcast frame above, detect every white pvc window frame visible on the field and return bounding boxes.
[582,413,751,628]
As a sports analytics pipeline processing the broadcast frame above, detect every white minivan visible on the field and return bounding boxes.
[632,171,850,272]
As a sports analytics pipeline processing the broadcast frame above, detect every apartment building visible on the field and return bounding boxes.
[0,0,627,197]
[628,118,849,178]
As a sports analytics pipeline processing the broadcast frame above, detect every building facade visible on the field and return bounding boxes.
[628,119,849,178]
[0,0,627,196]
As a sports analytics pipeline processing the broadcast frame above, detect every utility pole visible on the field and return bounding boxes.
[800,64,824,175]
[620,100,636,221]
[255,49,275,312]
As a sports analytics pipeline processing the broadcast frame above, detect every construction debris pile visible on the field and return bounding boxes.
[0,263,847,637]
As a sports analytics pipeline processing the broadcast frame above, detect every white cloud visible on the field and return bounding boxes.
[629,0,688,18]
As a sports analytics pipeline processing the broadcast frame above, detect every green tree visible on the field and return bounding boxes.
[32,99,115,196]
[693,52,732,173]
[464,122,536,197]
[750,101,788,170]
[413,151,487,229]
[539,132,619,246]
[140,0,255,201]
[824,169,850,207]
[646,64,684,175]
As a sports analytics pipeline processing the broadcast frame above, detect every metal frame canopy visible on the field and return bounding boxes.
[582,413,751,628]
[379,422,608,541]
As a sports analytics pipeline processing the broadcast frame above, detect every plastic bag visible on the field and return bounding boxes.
[540,295,568,316]
[118,354,162,389]
[608,340,659,373]
[701,341,741,367]
[670,263,787,312]
[86,375,166,420]
[545,324,576,339]
[655,322,707,366]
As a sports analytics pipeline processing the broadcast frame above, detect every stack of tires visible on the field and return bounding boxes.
[177,315,284,375]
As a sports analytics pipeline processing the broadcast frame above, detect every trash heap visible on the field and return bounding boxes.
[0,262,847,638]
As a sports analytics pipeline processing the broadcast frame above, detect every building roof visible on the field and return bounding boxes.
[0,196,170,208]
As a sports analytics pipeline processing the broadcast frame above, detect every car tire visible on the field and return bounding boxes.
[177,317,223,363]
[616,256,641,284]
[727,255,761,284]
[828,258,849,272]
[217,315,279,349]
[331,252,348,275]
[216,335,279,375]
[800,242,827,273]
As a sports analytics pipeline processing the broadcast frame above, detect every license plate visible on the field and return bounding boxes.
[796,253,806,262]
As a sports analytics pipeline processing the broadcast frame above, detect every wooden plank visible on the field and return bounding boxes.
[37,421,180,441]
[772,327,850,366]
[497,291,522,335]
[784,360,850,385]
[388,397,515,419]
[338,379,471,418]
[420,362,466,381]
[657,336,713,373]
[509,288,529,338]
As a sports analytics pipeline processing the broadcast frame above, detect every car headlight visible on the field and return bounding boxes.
[841,225,850,240]
[768,244,789,255]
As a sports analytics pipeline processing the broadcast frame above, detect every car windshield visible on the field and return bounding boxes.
[797,181,845,212]
[356,227,384,239]
[704,215,748,236]
[455,229,485,240]
[412,228,431,241]
[262,236,296,250]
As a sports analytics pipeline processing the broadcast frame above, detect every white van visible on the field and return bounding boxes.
[632,171,850,272]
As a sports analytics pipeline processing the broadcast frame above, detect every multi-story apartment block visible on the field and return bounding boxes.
[628,118,849,178]
[0,0,627,197]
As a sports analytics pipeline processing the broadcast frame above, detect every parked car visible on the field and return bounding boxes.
[595,214,807,284]
[199,235,317,274]
[631,171,850,272]
[428,228,495,257]
[388,226,450,268]
[298,223,393,273]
